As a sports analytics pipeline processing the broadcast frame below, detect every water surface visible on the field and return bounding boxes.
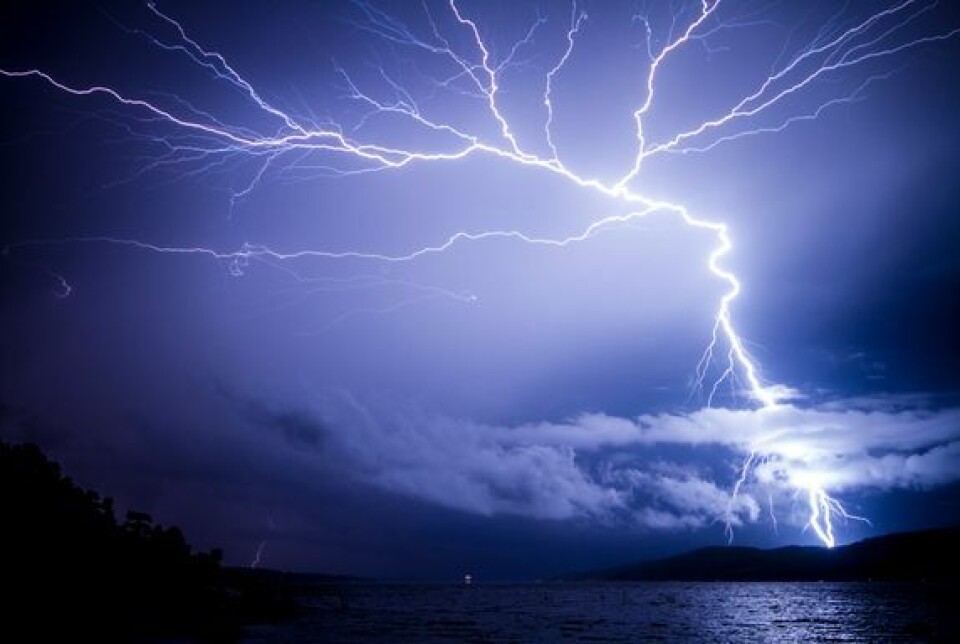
[244,581,958,642]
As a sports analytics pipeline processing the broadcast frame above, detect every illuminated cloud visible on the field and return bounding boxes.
[263,392,960,533]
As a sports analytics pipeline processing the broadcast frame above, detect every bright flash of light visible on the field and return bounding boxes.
[3,0,956,547]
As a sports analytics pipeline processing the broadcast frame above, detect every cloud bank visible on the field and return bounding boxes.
[251,392,960,535]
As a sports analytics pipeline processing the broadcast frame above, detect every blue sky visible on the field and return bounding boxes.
[2,0,960,578]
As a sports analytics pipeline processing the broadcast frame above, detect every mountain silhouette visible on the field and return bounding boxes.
[572,527,960,581]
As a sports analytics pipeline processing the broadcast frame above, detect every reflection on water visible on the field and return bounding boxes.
[244,582,958,642]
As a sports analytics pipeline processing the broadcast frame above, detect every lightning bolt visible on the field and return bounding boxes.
[2,0,955,547]
[249,539,267,569]
[805,485,872,549]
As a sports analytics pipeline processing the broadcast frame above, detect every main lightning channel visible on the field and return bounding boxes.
[3,0,955,547]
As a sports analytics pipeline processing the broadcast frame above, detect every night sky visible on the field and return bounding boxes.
[2,0,960,580]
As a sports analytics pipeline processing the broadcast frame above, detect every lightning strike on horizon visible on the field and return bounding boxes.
[724,450,756,543]
[805,486,872,549]
[2,0,955,547]
[249,540,267,569]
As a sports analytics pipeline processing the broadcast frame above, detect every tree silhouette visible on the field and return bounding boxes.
[0,439,294,640]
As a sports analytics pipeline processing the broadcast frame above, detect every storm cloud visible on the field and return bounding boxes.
[246,391,960,533]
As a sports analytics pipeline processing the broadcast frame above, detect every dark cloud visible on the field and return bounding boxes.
[230,392,328,451]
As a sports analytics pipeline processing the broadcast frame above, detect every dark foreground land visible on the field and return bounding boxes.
[0,440,298,640]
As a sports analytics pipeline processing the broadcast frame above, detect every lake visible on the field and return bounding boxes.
[243,581,958,642]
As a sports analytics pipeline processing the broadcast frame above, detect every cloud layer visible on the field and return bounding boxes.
[253,392,960,535]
